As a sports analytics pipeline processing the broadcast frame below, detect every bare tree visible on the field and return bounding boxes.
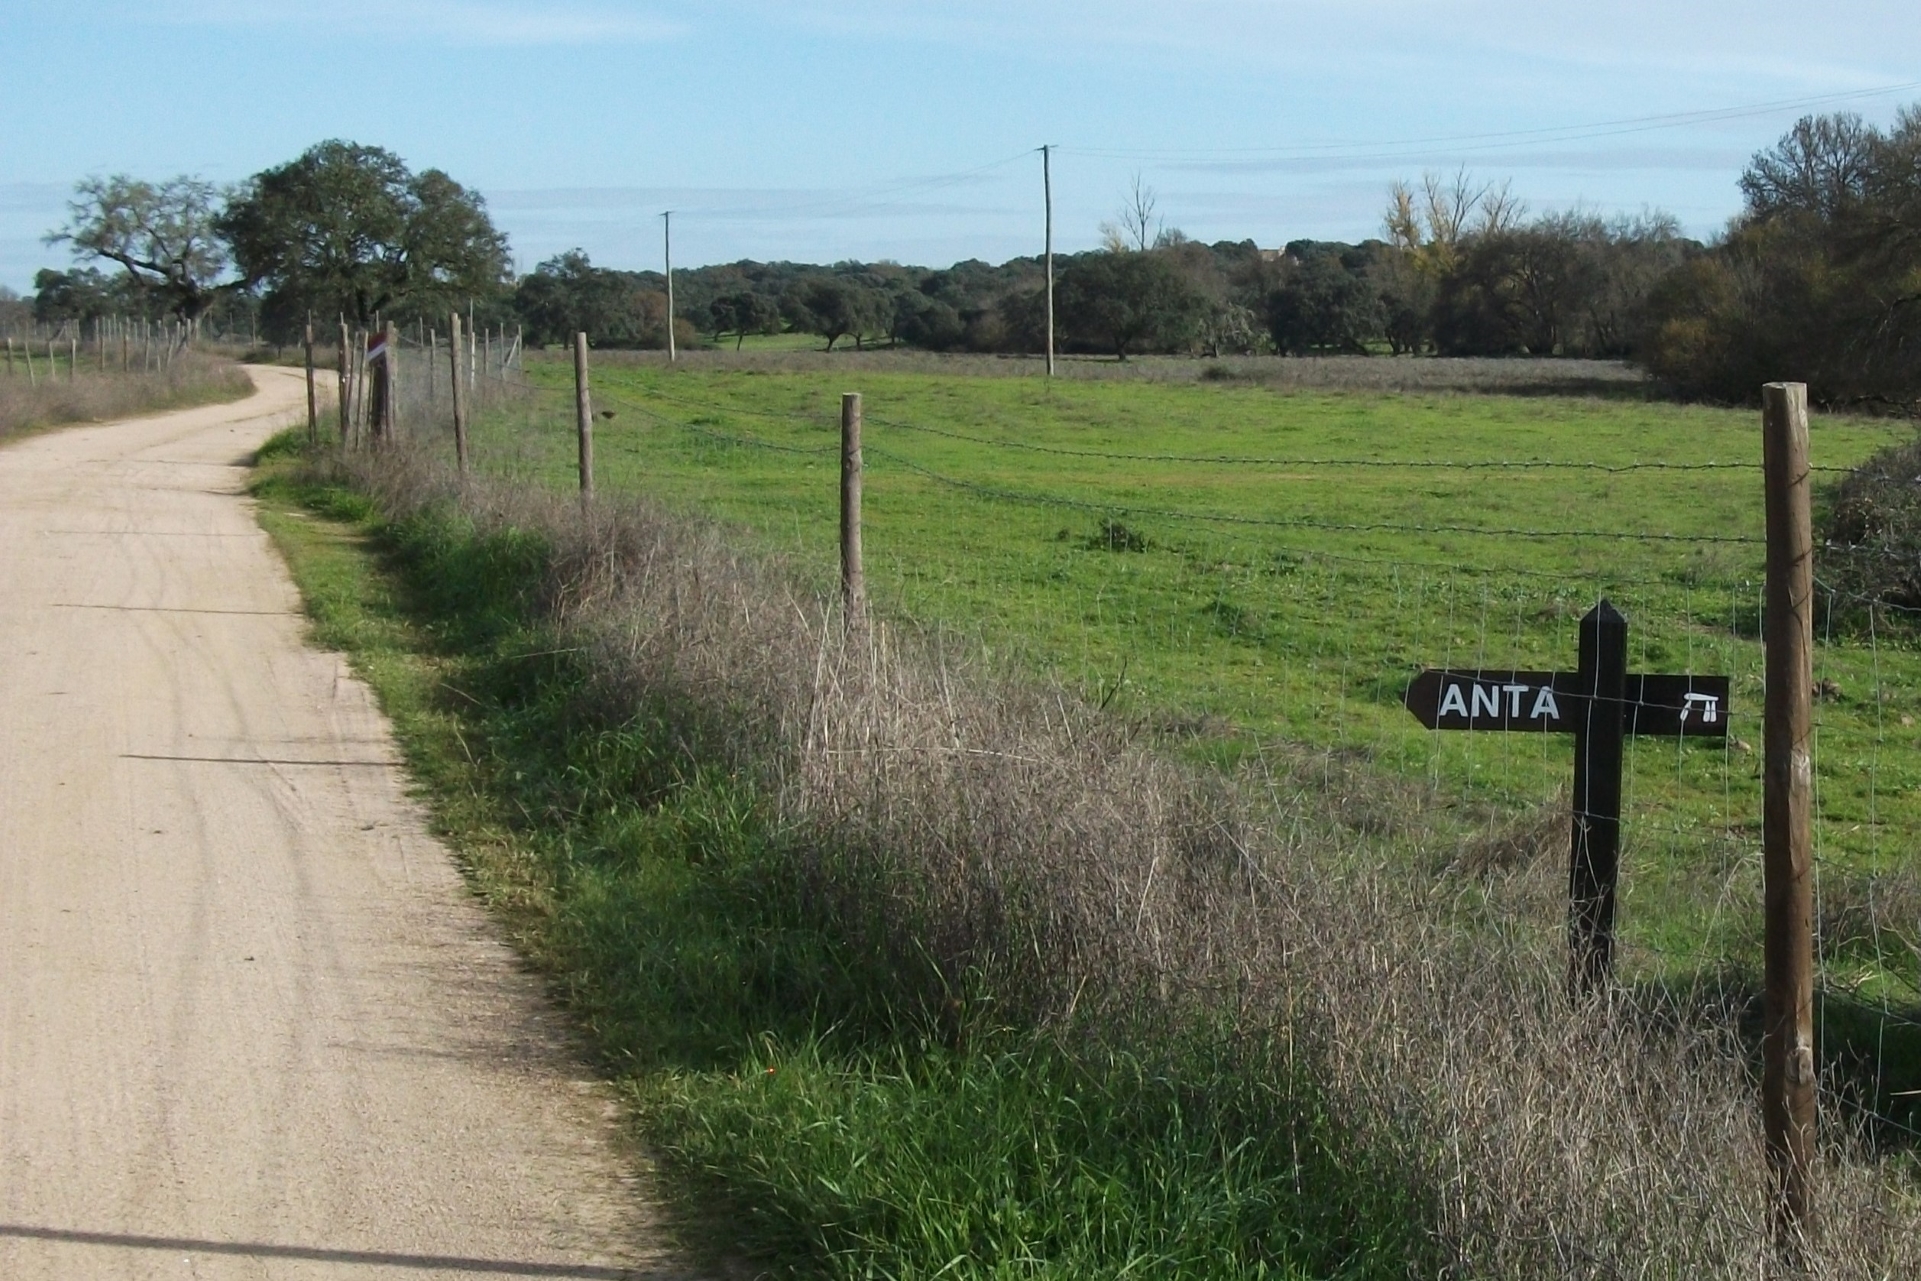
[1384,180,1423,250]
[1384,168,1527,267]
[1475,178,1526,236]
[1099,173,1162,252]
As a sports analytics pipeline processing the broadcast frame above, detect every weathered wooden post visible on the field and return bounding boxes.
[382,320,399,439]
[1569,599,1628,995]
[841,392,865,623]
[336,320,351,447]
[364,329,386,445]
[449,312,470,475]
[303,322,318,444]
[1761,380,1817,1249]
[573,332,594,499]
[663,211,677,364]
[352,330,368,445]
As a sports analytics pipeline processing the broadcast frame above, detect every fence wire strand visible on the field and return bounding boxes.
[378,358,1921,1156]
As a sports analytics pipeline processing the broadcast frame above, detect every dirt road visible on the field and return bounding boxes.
[0,369,689,1279]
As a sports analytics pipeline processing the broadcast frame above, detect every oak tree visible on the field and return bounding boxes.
[219,141,509,336]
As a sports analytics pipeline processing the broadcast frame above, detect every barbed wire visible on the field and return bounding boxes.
[866,413,1856,474]
[560,401,1775,553]
[594,389,838,455]
[422,384,1921,1140]
[862,445,1768,545]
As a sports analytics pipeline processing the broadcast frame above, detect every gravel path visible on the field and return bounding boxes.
[0,368,693,1279]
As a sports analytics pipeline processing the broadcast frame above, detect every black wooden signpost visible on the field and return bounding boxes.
[1404,601,1730,991]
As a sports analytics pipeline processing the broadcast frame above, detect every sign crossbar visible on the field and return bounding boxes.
[1401,600,1730,990]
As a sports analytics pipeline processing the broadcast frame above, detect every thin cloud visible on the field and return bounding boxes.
[493,185,1029,226]
[145,0,682,45]
[750,0,1919,90]
[1162,145,1754,178]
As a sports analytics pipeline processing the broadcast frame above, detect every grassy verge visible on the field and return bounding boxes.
[0,351,253,440]
[251,432,1434,1279]
[253,425,1921,1278]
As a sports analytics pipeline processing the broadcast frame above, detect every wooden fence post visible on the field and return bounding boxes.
[573,332,594,499]
[336,321,351,447]
[303,323,318,444]
[841,392,865,623]
[1569,599,1627,994]
[382,320,399,440]
[352,331,368,445]
[449,312,469,474]
[1762,381,1817,1249]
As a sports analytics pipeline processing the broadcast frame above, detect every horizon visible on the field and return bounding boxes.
[3,3,1918,293]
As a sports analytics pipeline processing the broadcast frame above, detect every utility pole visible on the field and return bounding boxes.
[1043,145,1056,378]
[663,211,677,363]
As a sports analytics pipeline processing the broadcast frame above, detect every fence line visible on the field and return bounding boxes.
[865,412,1858,473]
[354,353,1921,1184]
[861,443,1769,544]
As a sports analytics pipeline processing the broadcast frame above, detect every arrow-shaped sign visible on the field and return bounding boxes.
[1403,670,1730,737]
[1399,601,1732,996]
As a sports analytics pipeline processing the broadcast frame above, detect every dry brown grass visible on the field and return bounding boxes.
[0,352,252,440]
[333,440,1921,1276]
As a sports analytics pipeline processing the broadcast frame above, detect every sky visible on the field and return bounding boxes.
[1,2,1918,293]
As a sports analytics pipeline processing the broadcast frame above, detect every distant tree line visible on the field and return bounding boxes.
[1641,107,1921,408]
[27,109,1921,408]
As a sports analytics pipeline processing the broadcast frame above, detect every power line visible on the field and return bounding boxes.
[1065,80,1921,164]
[670,150,1038,223]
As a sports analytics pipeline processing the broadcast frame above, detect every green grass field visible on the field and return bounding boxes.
[444,355,1920,998]
[253,439,1443,1278]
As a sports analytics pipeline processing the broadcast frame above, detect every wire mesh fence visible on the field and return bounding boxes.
[347,340,1920,1154]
